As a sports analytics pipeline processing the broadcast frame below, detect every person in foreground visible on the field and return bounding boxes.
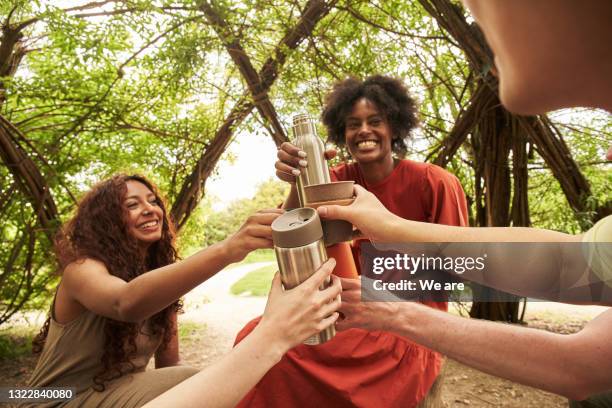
[317,0,612,404]
[26,174,340,408]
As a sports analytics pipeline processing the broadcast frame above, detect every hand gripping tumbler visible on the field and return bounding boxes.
[271,207,336,345]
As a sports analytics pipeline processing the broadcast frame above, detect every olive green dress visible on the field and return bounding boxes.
[24,305,198,407]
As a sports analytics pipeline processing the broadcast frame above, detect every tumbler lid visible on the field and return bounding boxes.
[272,208,323,248]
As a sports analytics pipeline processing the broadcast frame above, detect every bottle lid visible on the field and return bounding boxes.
[291,113,317,139]
[272,208,323,248]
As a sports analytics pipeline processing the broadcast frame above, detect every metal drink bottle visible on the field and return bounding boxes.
[291,114,330,206]
[271,207,336,344]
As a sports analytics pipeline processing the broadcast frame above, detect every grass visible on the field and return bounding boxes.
[230,264,277,297]
[233,249,275,266]
[178,320,207,348]
[0,325,37,361]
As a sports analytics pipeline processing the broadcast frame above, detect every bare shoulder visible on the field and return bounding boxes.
[63,258,110,281]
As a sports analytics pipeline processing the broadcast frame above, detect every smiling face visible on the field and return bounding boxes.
[123,180,164,246]
[344,98,393,164]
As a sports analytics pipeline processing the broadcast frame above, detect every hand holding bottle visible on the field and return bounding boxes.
[275,142,337,184]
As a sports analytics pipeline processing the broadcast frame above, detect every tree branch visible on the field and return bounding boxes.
[0,114,59,240]
[199,0,288,146]
[171,0,336,228]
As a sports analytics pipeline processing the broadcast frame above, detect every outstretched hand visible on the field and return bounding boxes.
[259,258,342,351]
[225,209,284,263]
[317,184,399,242]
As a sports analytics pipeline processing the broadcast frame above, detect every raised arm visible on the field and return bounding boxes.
[318,185,611,304]
[61,209,284,322]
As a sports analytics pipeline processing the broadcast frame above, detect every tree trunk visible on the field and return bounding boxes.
[511,123,530,227]
[467,89,521,323]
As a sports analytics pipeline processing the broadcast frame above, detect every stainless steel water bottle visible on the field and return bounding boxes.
[271,207,336,344]
[292,114,331,206]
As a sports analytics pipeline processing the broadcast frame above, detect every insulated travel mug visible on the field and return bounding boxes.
[271,207,336,344]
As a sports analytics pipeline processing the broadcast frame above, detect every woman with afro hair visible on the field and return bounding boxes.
[26,174,341,407]
[231,75,469,407]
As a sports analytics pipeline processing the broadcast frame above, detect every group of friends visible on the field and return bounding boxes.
[24,0,611,407]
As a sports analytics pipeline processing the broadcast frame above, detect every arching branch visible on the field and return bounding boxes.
[199,1,288,146]
[0,114,58,240]
[170,0,336,229]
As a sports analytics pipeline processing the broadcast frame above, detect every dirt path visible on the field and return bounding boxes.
[179,262,270,366]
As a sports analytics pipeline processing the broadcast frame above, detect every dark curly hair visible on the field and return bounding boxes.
[32,174,181,391]
[321,75,419,157]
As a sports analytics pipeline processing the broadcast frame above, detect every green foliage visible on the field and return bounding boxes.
[234,249,276,266]
[529,111,612,233]
[0,0,609,321]
[177,320,207,348]
[179,178,289,252]
[0,324,37,361]
[230,264,276,296]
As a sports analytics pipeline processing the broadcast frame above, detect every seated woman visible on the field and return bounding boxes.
[233,75,468,407]
[26,174,341,408]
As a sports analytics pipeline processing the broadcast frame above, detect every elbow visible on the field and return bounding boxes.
[564,376,610,402]
[558,337,612,401]
[557,366,607,402]
[115,298,143,323]
[564,383,593,403]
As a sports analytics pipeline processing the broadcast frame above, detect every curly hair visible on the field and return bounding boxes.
[32,174,181,391]
[321,75,419,157]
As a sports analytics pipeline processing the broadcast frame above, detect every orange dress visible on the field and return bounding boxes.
[235,160,468,407]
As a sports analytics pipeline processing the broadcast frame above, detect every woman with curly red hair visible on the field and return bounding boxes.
[26,174,341,407]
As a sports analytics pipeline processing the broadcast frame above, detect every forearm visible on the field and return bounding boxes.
[119,242,232,321]
[388,302,604,400]
[386,218,591,301]
[388,217,574,243]
[144,325,285,408]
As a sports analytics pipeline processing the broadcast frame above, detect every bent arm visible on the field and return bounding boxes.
[63,241,234,322]
[145,259,342,408]
[388,303,612,401]
[320,186,610,303]
[62,209,281,322]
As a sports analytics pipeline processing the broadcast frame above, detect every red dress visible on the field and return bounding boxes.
[234,160,468,407]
